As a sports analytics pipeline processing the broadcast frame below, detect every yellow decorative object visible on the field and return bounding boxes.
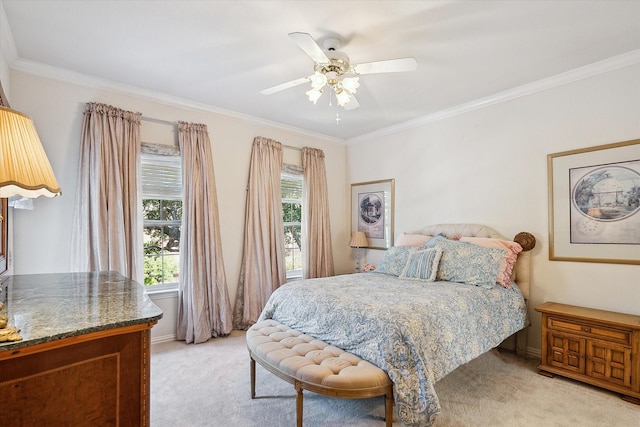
[0,284,21,341]
[0,324,22,342]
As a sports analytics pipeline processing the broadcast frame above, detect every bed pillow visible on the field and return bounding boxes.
[459,237,523,288]
[422,235,507,288]
[375,246,415,276]
[394,233,432,247]
[399,247,443,282]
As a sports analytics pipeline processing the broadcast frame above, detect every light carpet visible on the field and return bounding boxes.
[150,331,640,426]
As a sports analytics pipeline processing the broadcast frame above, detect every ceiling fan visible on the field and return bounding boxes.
[260,32,418,111]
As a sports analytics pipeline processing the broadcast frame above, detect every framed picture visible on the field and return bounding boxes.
[548,139,640,264]
[351,179,394,249]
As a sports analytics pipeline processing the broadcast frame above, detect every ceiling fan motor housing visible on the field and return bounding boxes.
[314,50,351,85]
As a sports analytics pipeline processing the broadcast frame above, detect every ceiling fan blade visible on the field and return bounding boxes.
[260,76,310,95]
[288,32,330,64]
[353,58,418,75]
[344,95,359,111]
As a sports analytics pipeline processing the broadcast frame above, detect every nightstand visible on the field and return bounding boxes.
[535,302,640,404]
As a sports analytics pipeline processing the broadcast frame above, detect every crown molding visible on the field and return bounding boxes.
[8,57,345,145]
[347,49,640,145]
[1,7,345,144]
[3,2,638,148]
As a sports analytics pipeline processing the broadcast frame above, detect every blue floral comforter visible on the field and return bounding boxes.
[258,272,528,426]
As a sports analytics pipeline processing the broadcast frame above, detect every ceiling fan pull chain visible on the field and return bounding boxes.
[336,109,341,125]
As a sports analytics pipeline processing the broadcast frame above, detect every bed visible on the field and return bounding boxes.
[257,224,535,426]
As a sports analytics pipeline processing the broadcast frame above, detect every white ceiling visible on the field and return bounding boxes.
[2,1,639,141]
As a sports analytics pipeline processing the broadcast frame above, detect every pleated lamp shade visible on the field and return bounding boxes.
[0,106,61,198]
[349,231,369,248]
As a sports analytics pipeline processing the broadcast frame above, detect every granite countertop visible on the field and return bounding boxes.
[0,271,163,352]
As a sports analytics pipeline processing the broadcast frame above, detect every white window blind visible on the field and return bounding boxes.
[281,173,303,205]
[141,153,182,200]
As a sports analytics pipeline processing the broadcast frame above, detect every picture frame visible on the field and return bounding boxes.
[351,179,394,250]
[548,139,640,264]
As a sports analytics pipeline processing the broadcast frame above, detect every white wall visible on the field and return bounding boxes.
[0,3,11,99]
[0,4,13,276]
[6,53,639,351]
[8,70,350,341]
[347,64,640,355]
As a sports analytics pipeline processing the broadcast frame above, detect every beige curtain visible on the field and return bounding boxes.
[233,137,286,329]
[176,122,232,343]
[302,147,334,278]
[70,102,142,281]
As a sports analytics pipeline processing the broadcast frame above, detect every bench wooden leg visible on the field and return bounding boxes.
[250,357,256,399]
[295,381,303,427]
[384,390,393,427]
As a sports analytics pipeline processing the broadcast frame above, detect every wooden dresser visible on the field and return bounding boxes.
[0,272,163,426]
[536,302,640,404]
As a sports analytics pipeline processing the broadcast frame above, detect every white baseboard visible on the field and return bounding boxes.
[151,334,177,344]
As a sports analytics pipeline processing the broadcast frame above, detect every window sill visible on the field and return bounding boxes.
[145,283,179,297]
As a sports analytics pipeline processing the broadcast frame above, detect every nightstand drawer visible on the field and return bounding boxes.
[547,316,631,346]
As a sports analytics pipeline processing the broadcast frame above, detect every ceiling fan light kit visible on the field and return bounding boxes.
[261,32,417,120]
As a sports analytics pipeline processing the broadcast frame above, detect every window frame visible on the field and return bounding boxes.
[141,144,182,291]
[281,167,303,281]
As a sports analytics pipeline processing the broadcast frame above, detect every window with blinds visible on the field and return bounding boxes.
[141,152,182,287]
[282,170,303,280]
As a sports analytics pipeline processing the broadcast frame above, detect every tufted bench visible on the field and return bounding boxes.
[247,320,393,427]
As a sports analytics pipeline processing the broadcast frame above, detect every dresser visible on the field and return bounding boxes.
[0,272,163,426]
[536,302,640,403]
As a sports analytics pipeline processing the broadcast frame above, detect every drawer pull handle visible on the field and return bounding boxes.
[582,327,591,333]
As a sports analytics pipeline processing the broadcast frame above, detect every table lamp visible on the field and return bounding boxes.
[349,231,368,273]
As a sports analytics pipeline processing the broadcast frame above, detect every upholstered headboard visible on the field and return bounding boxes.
[414,224,536,301]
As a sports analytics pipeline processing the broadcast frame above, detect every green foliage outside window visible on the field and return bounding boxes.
[283,202,302,248]
[143,199,182,285]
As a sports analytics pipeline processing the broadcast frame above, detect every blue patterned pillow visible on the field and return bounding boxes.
[376,246,415,276]
[399,248,443,282]
[423,235,506,288]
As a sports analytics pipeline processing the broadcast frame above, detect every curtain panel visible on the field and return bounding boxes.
[70,102,142,281]
[302,147,334,278]
[176,122,232,343]
[233,137,286,329]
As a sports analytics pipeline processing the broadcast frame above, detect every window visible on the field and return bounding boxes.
[281,170,303,280]
[141,151,182,287]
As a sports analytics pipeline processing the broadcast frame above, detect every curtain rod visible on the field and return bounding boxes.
[282,144,301,152]
[141,119,302,152]
[141,116,176,126]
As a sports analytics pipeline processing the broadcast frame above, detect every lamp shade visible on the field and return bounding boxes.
[305,88,323,104]
[349,231,369,248]
[341,77,360,94]
[0,106,61,198]
[335,89,351,107]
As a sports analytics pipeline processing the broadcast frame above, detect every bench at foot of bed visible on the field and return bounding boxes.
[246,320,394,427]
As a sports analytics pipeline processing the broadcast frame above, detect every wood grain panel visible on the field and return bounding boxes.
[0,327,151,427]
